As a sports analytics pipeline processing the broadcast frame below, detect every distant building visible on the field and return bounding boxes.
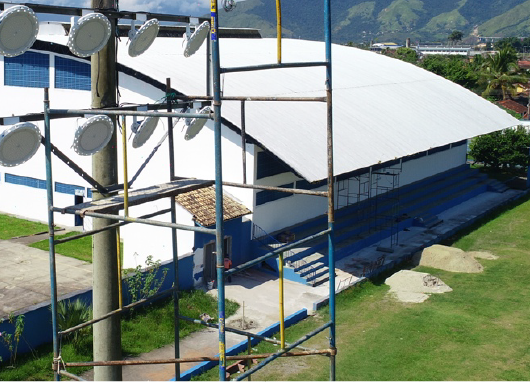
[370,42,403,52]
[416,46,472,56]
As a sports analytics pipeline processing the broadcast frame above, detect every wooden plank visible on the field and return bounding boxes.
[63,179,214,216]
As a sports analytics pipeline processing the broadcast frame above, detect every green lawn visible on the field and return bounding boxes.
[0,291,239,381]
[30,232,94,263]
[0,215,49,240]
[197,194,530,381]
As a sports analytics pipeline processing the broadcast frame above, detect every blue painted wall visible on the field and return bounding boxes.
[194,218,253,267]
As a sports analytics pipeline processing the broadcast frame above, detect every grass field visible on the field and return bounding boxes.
[196,193,530,381]
[30,231,94,263]
[0,291,239,381]
[0,215,49,240]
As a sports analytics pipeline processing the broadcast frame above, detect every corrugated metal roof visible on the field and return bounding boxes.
[175,186,251,227]
[39,33,520,182]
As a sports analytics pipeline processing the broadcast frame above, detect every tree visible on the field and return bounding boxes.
[495,37,523,52]
[448,30,463,45]
[469,127,530,172]
[420,55,478,90]
[480,46,527,100]
[395,47,418,63]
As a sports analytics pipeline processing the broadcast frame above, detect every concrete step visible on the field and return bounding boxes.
[486,179,509,193]
[290,253,326,271]
[305,266,329,283]
[299,262,327,278]
[310,273,330,287]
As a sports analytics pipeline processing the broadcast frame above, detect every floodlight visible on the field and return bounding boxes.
[128,18,159,57]
[184,106,211,141]
[73,115,114,156]
[132,116,159,148]
[67,13,111,58]
[0,122,41,167]
[0,5,39,57]
[182,21,210,58]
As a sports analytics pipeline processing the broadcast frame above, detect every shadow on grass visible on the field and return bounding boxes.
[441,189,530,247]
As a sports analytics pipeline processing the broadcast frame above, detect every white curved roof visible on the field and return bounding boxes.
[40,32,519,182]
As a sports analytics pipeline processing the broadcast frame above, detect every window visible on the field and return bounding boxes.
[4,51,49,88]
[55,56,90,91]
[256,151,291,179]
[5,173,46,189]
[55,182,85,195]
[255,183,293,206]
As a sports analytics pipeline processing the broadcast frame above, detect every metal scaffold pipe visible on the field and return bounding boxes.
[276,0,282,64]
[324,0,337,380]
[62,349,334,368]
[210,1,227,379]
[167,78,181,380]
[44,88,60,382]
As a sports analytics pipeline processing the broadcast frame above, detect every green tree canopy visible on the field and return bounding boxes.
[420,55,478,89]
[470,127,530,171]
[448,30,464,45]
[480,46,527,100]
[395,47,419,63]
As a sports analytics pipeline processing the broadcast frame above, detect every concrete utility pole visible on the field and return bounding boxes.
[91,0,122,380]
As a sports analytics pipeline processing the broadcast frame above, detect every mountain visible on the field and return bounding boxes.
[217,0,530,44]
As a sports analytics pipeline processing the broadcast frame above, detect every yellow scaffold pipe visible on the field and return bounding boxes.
[276,0,282,63]
[279,252,285,349]
[117,114,130,309]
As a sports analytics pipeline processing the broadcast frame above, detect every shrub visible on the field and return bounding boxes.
[469,126,530,171]
[56,299,92,347]
[124,255,168,303]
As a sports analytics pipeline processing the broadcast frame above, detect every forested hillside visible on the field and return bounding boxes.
[217,0,530,43]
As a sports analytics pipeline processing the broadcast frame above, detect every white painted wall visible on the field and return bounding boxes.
[0,49,255,269]
[251,144,467,234]
[400,144,467,186]
[252,148,327,234]
[119,199,196,269]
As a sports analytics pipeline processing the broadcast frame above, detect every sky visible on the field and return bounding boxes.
[11,0,212,16]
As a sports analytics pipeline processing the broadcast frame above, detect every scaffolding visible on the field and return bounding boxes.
[371,163,402,252]
[0,0,336,380]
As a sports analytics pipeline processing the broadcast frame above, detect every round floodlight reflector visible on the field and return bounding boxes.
[0,5,39,57]
[73,115,114,156]
[0,122,41,167]
[128,19,159,57]
[132,116,159,148]
[184,106,211,141]
[68,13,111,58]
[183,21,210,58]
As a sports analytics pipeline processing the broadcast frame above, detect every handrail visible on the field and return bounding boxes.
[251,224,318,285]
